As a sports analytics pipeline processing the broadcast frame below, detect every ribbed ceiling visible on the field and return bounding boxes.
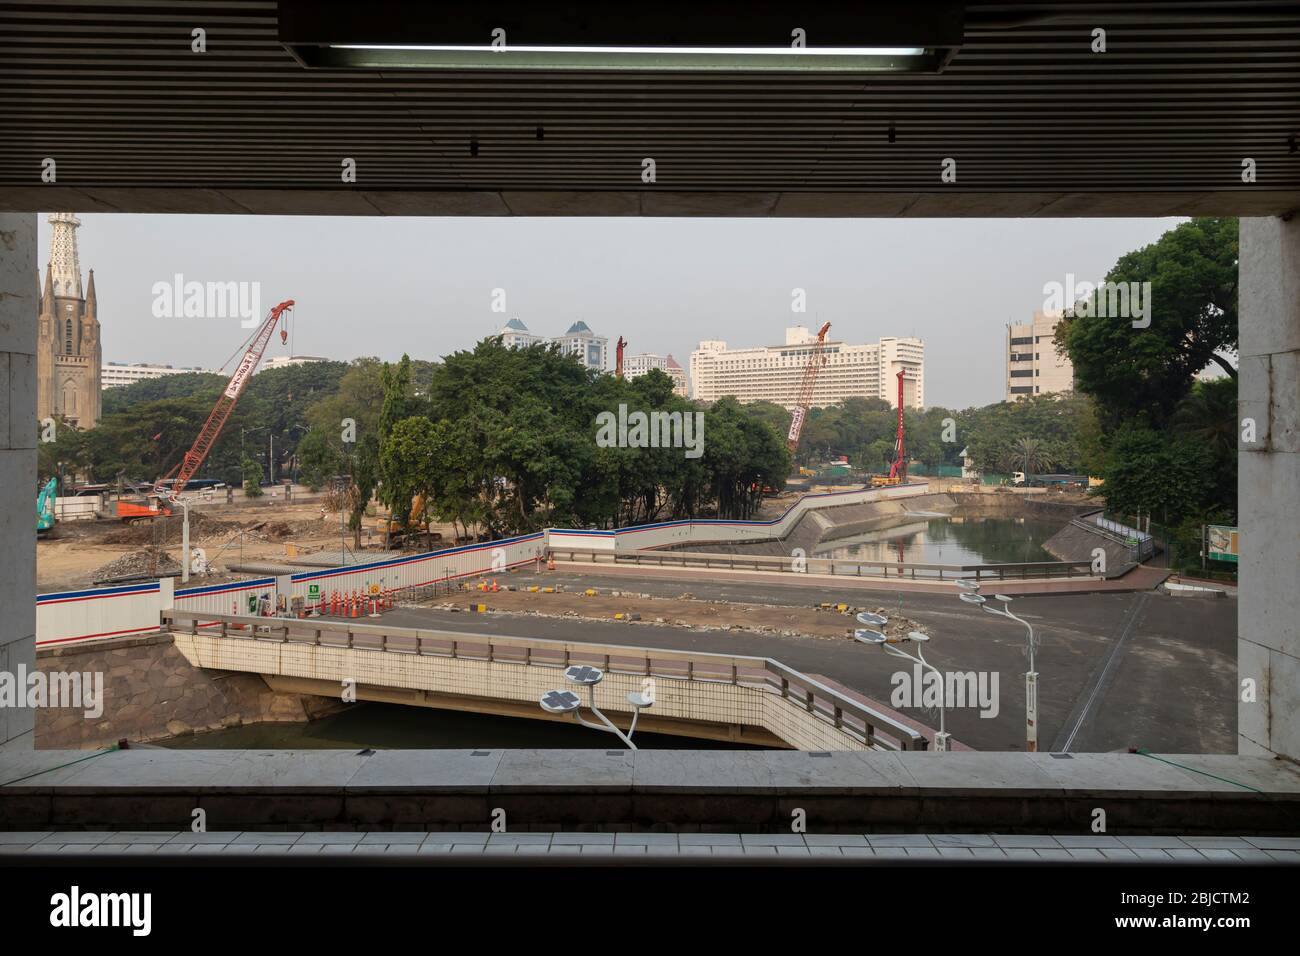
[2,1,1298,216]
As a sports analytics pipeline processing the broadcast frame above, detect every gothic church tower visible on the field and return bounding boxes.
[37,212,102,428]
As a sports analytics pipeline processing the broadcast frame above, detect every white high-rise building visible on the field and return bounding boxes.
[1005,310,1074,400]
[495,317,545,349]
[690,326,924,409]
[623,352,689,396]
[101,362,214,389]
[261,354,329,371]
[552,321,608,371]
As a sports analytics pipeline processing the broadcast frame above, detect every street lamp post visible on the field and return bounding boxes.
[539,664,653,750]
[854,612,950,752]
[986,593,1038,753]
[176,496,191,583]
[954,581,1040,753]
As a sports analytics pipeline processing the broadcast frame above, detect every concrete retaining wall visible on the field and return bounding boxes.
[34,633,343,749]
[1043,522,1135,570]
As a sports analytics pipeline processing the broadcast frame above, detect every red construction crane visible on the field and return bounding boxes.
[870,368,913,488]
[888,368,909,482]
[157,299,295,497]
[786,321,832,454]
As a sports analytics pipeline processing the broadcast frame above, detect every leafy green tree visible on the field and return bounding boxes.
[100,371,225,416]
[1058,217,1238,432]
[1171,376,1237,521]
[241,454,263,497]
[346,435,379,550]
[1098,424,1215,525]
[37,417,89,485]
[961,393,1091,476]
[296,429,343,491]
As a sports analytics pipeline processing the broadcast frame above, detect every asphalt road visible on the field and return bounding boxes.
[386,568,1236,754]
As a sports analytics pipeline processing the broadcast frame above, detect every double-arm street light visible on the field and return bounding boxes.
[955,579,1040,753]
[539,664,654,750]
[853,611,950,752]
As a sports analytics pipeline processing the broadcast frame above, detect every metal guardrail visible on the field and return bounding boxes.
[162,609,928,752]
[1070,516,1154,563]
[549,548,1093,582]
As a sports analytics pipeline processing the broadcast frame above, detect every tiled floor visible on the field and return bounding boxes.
[0,831,1297,861]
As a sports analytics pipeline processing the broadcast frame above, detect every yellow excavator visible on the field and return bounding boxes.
[384,494,435,545]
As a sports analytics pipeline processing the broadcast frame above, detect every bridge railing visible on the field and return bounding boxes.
[162,609,929,752]
[547,547,1093,582]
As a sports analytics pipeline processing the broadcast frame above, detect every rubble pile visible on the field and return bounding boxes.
[100,511,239,545]
[92,549,182,582]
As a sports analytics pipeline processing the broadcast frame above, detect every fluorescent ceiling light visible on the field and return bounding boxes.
[332,45,928,56]
[315,45,938,72]
[281,2,964,73]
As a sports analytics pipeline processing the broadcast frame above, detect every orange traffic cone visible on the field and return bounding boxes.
[547,555,556,571]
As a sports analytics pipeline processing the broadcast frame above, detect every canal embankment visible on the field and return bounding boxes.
[35,633,345,749]
[672,488,1098,557]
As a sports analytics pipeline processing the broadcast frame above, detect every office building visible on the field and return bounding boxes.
[101,362,213,389]
[623,352,689,396]
[1005,310,1074,399]
[690,326,924,410]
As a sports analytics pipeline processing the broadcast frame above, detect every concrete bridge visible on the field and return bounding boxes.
[163,610,930,752]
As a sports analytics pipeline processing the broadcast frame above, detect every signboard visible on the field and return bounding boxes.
[308,584,320,599]
[787,407,806,443]
[1207,525,1239,563]
[224,348,260,399]
[368,583,381,595]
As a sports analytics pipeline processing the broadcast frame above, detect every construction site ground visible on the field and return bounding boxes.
[36,500,457,592]
[412,578,915,643]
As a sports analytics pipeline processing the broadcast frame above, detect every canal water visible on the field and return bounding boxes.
[815,516,1060,565]
[159,701,764,750]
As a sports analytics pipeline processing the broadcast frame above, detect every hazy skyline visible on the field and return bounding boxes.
[40,214,1180,409]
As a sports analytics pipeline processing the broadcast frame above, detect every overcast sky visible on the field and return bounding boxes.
[41,214,1180,409]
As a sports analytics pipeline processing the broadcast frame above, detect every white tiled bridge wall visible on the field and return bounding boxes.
[34,486,930,648]
[170,631,870,751]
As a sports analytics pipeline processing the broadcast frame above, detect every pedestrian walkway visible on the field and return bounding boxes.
[554,558,1167,595]
[1,830,1295,862]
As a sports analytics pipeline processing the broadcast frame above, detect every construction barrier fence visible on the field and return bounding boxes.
[34,485,927,646]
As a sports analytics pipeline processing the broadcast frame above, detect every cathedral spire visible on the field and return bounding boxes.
[41,262,54,313]
[47,212,83,299]
[85,268,97,316]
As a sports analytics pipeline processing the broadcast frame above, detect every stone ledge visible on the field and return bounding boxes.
[2,750,1298,834]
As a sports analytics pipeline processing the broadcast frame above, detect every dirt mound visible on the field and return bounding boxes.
[99,510,239,545]
[261,521,294,540]
[92,549,182,582]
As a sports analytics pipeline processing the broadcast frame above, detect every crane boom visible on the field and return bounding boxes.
[786,321,831,453]
[158,299,294,497]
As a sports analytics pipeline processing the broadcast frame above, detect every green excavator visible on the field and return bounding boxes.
[37,476,58,535]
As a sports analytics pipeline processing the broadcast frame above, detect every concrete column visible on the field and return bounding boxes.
[1238,216,1300,761]
[0,214,37,750]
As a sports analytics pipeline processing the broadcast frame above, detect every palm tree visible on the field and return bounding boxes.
[1171,378,1236,457]
[1005,437,1054,478]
